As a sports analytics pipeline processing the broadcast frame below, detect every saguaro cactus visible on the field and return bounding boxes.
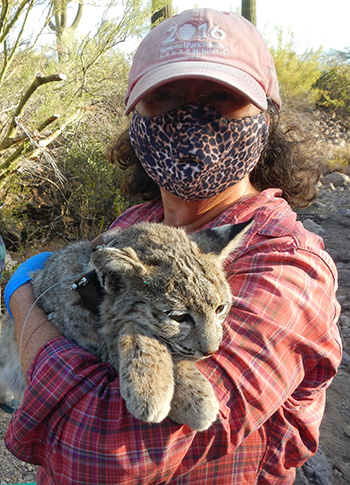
[49,0,84,59]
[151,1,173,28]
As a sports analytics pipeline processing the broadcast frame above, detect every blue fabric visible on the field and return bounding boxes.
[4,252,53,319]
[0,399,18,414]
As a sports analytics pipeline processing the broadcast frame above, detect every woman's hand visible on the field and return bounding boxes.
[4,252,53,318]
[91,227,122,248]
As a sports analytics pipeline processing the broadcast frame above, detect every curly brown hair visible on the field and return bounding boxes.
[107,104,322,209]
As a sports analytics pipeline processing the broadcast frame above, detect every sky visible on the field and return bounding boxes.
[171,0,349,54]
[48,0,350,56]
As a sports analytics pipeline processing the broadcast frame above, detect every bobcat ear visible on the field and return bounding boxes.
[90,247,149,291]
[190,219,254,261]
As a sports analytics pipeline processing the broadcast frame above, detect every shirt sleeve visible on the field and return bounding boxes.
[197,232,342,475]
[4,231,342,483]
[4,337,232,484]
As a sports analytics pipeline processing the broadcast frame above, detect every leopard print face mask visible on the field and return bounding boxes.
[129,104,268,201]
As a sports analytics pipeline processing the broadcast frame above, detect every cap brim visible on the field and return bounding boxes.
[124,61,267,114]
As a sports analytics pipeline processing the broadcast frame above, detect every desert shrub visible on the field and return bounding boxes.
[313,63,350,119]
[270,28,322,104]
[325,143,350,173]
[0,143,130,250]
[0,90,132,247]
[0,38,132,246]
[60,144,129,240]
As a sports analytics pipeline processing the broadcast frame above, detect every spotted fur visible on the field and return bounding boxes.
[0,221,252,430]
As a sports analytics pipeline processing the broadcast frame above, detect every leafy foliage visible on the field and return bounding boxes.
[0,0,170,247]
[313,63,350,118]
[269,28,322,102]
[59,144,128,239]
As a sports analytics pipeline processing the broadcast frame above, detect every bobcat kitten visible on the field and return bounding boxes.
[0,221,252,431]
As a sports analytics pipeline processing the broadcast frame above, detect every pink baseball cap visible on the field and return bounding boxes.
[124,8,281,114]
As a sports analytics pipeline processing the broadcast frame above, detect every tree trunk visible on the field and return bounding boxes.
[151,2,173,28]
[241,0,256,25]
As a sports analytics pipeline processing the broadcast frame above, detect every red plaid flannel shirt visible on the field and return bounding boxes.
[5,189,342,484]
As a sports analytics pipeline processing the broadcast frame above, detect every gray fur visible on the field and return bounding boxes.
[0,221,251,431]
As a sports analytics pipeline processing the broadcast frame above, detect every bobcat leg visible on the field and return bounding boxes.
[169,360,219,431]
[118,329,174,423]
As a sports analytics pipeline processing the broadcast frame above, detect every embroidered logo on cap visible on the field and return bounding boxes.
[161,22,227,58]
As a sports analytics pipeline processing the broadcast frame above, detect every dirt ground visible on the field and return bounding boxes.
[295,183,350,485]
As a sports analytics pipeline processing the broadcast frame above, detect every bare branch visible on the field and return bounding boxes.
[0,0,35,84]
[0,73,67,148]
[0,0,33,44]
[0,104,19,116]
[37,114,61,132]
[0,110,82,188]
[0,0,10,35]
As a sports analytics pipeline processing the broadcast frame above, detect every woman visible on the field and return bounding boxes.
[4,9,342,484]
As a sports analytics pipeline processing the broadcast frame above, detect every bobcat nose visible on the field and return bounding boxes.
[200,344,220,358]
[198,327,222,357]
[205,348,217,356]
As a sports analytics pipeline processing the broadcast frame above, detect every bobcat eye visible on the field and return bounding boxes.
[216,304,228,316]
[164,310,194,326]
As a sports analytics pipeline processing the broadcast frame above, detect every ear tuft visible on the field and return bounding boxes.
[190,219,254,261]
[90,247,150,293]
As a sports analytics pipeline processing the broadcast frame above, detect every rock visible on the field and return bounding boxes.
[340,315,350,328]
[301,446,334,485]
[333,462,350,483]
[341,328,350,339]
[4,253,18,272]
[295,468,310,484]
[302,218,326,235]
[322,172,350,188]
[338,208,350,217]
[340,351,350,369]
[337,269,350,288]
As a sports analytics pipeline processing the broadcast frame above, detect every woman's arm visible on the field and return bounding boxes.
[10,283,61,375]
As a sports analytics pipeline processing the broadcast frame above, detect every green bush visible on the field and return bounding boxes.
[313,64,350,118]
[270,28,322,103]
[61,144,129,239]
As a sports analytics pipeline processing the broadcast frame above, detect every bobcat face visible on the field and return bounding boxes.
[91,221,252,361]
[93,252,231,360]
[157,303,229,359]
[96,267,230,360]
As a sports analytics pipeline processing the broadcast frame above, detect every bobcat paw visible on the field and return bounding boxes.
[125,395,172,424]
[120,374,174,423]
[118,327,175,424]
[169,392,219,431]
[169,360,220,431]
